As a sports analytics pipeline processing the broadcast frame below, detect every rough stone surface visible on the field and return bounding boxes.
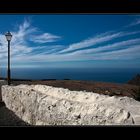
[2,84,140,125]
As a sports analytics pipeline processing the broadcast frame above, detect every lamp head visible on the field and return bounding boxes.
[5,31,12,41]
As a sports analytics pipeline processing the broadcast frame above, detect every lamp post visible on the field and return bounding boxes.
[5,31,12,85]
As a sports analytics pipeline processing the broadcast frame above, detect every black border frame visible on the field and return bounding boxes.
[0,0,140,13]
[0,0,140,130]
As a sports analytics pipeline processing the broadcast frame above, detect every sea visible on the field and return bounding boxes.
[0,67,140,84]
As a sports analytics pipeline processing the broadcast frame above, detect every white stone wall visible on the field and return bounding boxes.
[2,84,140,125]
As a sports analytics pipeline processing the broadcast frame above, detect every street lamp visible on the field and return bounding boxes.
[5,31,12,85]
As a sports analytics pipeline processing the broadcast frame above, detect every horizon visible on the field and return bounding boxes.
[0,15,140,69]
[1,66,140,83]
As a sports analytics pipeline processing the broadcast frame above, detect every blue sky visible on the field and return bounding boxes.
[0,14,140,68]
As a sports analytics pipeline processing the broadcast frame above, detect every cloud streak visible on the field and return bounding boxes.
[30,33,61,43]
[66,38,140,55]
[127,18,140,27]
[58,31,140,54]
[58,32,123,53]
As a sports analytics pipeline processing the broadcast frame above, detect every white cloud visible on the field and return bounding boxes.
[0,20,61,64]
[127,18,140,27]
[58,31,140,54]
[66,38,140,55]
[30,33,61,43]
[58,32,123,53]
[29,45,65,55]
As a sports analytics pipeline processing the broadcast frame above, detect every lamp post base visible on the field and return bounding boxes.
[7,69,11,85]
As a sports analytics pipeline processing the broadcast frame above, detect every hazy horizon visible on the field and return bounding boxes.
[0,67,140,83]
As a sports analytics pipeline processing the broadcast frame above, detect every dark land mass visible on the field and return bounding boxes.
[127,74,140,86]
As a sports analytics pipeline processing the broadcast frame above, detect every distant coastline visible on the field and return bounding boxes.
[1,67,140,84]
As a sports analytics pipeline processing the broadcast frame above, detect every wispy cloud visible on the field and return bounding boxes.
[29,45,65,55]
[127,18,140,27]
[0,20,35,60]
[58,32,123,53]
[0,20,62,63]
[2,37,140,63]
[67,38,140,55]
[58,31,140,54]
[30,33,61,43]
[10,38,140,62]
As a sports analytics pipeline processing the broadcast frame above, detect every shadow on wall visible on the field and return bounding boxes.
[0,84,2,102]
[0,105,31,126]
[0,80,7,101]
[0,81,30,126]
